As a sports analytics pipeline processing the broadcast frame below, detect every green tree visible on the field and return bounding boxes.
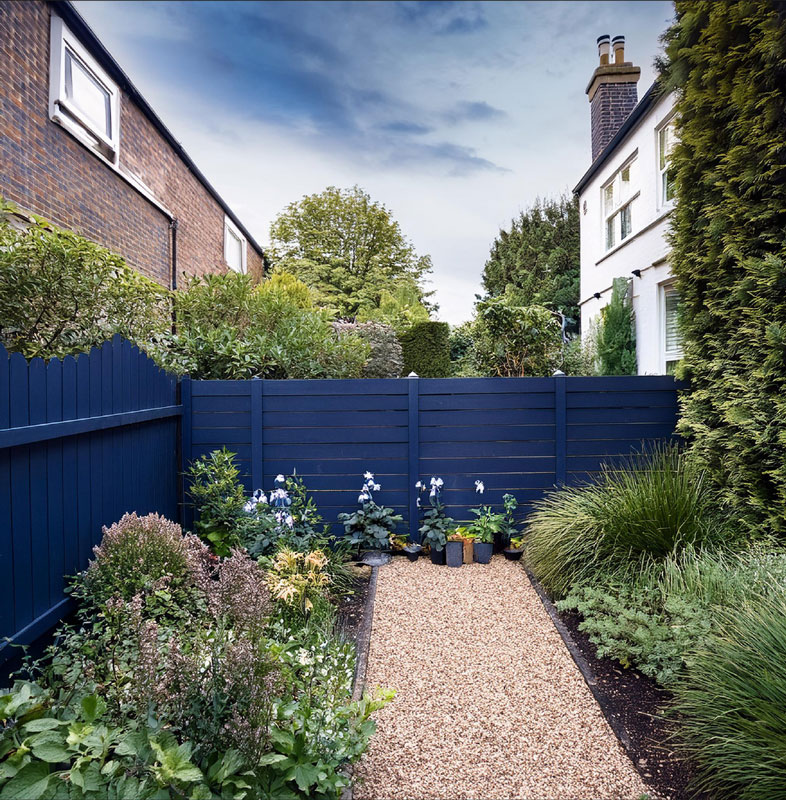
[596,278,636,375]
[482,193,580,323]
[472,288,563,377]
[268,186,432,317]
[399,321,452,378]
[659,0,786,536]
[356,283,430,334]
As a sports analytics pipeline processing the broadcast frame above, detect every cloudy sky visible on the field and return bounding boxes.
[74,0,674,324]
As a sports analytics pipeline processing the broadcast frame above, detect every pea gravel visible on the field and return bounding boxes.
[353,556,649,800]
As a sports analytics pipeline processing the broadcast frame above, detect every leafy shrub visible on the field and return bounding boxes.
[659,0,786,537]
[596,277,636,375]
[155,271,369,379]
[417,478,454,551]
[526,445,729,596]
[338,474,403,550]
[357,283,431,334]
[265,548,333,624]
[399,321,451,377]
[672,589,786,799]
[448,321,479,377]
[333,320,403,378]
[472,291,563,377]
[186,448,247,556]
[0,200,169,360]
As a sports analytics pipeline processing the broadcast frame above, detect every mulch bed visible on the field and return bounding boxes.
[559,611,706,800]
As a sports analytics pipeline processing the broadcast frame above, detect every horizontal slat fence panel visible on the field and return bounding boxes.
[0,337,180,664]
[186,375,684,541]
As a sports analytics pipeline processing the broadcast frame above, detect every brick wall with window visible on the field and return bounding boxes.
[0,0,264,288]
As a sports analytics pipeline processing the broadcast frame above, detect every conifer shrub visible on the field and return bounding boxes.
[596,277,636,375]
[399,321,451,377]
[660,0,786,536]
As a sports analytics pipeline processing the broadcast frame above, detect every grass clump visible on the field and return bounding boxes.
[526,444,728,597]
[672,590,786,799]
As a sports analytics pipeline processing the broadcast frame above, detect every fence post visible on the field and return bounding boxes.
[251,378,263,492]
[407,373,420,542]
[553,370,566,486]
[179,375,192,529]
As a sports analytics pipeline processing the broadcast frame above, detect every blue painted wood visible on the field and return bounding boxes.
[408,375,419,541]
[180,375,192,529]
[554,375,566,486]
[62,356,79,579]
[567,390,679,409]
[46,359,64,612]
[28,359,49,620]
[0,349,12,639]
[251,379,263,492]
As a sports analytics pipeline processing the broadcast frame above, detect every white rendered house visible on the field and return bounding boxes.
[574,35,681,375]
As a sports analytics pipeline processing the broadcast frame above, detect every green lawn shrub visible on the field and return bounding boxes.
[333,320,403,378]
[399,321,451,377]
[526,445,729,597]
[672,588,786,799]
[0,201,169,360]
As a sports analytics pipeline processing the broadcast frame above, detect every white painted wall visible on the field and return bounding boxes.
[578,90,678,374]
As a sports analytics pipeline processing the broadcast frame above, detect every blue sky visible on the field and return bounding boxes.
[74,0,675,324]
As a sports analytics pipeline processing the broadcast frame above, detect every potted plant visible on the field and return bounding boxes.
[500,493,522,556]
[417,477,453,565]
[338,472,403,565]
[504,535,525,561]
[403,541,423,562]
[466,506,499,564]
[445,531,464,568]
[453,525,475,564]
[389,533,409,554]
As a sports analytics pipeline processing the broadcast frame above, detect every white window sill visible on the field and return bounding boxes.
[596,204,673,266]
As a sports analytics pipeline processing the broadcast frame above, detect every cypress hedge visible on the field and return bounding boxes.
[661,1,786,535]
[399,321,451,377]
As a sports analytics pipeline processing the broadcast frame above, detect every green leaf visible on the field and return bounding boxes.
[23,718,67,733]
[0,762,52,799]
[269,728,295,753]
[80,695,106,723]
[257,753,288,767]
[293,763,319,792]
[29,731,70,763]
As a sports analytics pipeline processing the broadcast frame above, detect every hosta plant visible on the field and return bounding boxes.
[338,473,403,551]
[417,477,454,551]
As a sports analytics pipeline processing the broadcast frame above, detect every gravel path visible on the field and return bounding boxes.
[353,556,649,800]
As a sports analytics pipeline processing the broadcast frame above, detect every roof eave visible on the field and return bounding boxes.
[51,0,265,258]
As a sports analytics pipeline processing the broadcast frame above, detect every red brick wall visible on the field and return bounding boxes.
[0,0,264,286]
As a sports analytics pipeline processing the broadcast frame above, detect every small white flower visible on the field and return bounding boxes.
[475,480,485,494]
[417,497,421,507]
[436,477,444,487]
[430,476,438,487]
[429,488,436,499]
[253,489,268,504]
[364,471,374,481]
[358,493,369,503]
[372,483,381,491]
[270,488,288,501]
[415,480,423,489]
[243,500,257,514]
[275,474,285,484]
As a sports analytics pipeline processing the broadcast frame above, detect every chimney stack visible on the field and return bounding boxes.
[587,35,641,161]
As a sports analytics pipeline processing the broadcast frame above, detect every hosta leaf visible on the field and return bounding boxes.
[0,762,52,799]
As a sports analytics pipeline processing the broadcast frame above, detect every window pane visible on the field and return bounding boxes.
[606,216,615,250]
[604,184,614,215]
[225,228,244,272]
[620,204,632,239]
[665,359,679,375]
[664,169,676,202]
[664,288,681,351]
[65,50,111,138]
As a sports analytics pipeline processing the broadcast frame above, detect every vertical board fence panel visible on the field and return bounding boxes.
[0,336,181,662]
[185,375,683,538]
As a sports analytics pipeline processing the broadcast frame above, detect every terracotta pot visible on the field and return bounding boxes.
[462,538,474,564]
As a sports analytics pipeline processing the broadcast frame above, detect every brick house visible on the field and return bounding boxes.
[574,35,680,375]
[0,0,265,288]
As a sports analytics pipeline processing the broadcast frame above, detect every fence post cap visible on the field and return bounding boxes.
[552,370,566,377]
[407,372,419,378]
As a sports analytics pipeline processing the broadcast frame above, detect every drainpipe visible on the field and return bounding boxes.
[170,217,179,334]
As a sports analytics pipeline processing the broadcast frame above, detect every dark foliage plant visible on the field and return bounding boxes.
[596,277,636,376]
[659,0,786,536]
[399,321,452,377]
[332,320,403,378]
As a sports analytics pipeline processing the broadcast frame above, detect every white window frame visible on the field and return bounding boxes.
[224,216,247,274]
[601,154,637,252]
[49,15,120,163]
[660,281,682,374]
[656,115,677,210]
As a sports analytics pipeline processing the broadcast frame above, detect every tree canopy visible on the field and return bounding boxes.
[268,186,432,318]
[482,193,580,323]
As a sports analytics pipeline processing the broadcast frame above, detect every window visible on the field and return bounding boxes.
[658,118,677,207]
[49,16,119,162]
[602,159,636,251]
[662,283,682,374]
[224,217,247,273]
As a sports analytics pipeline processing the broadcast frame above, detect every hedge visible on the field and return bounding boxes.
[399,321,451,378]
[661,0,786,535]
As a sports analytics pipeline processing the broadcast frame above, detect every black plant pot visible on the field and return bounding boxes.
[430,547,446,565]
[503,548,524,561]
[474,542,493,564]
[404,545,422,562]
[446,541,463,568]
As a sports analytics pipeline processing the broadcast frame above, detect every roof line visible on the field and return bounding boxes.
[52,0,265,257]
[573,81,660,196]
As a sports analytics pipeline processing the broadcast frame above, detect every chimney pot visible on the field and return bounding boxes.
[612,35,625,64]
[597,34,611,66]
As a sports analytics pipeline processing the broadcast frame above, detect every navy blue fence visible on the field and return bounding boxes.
[0,336,180,659]
[184,374,682,539]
